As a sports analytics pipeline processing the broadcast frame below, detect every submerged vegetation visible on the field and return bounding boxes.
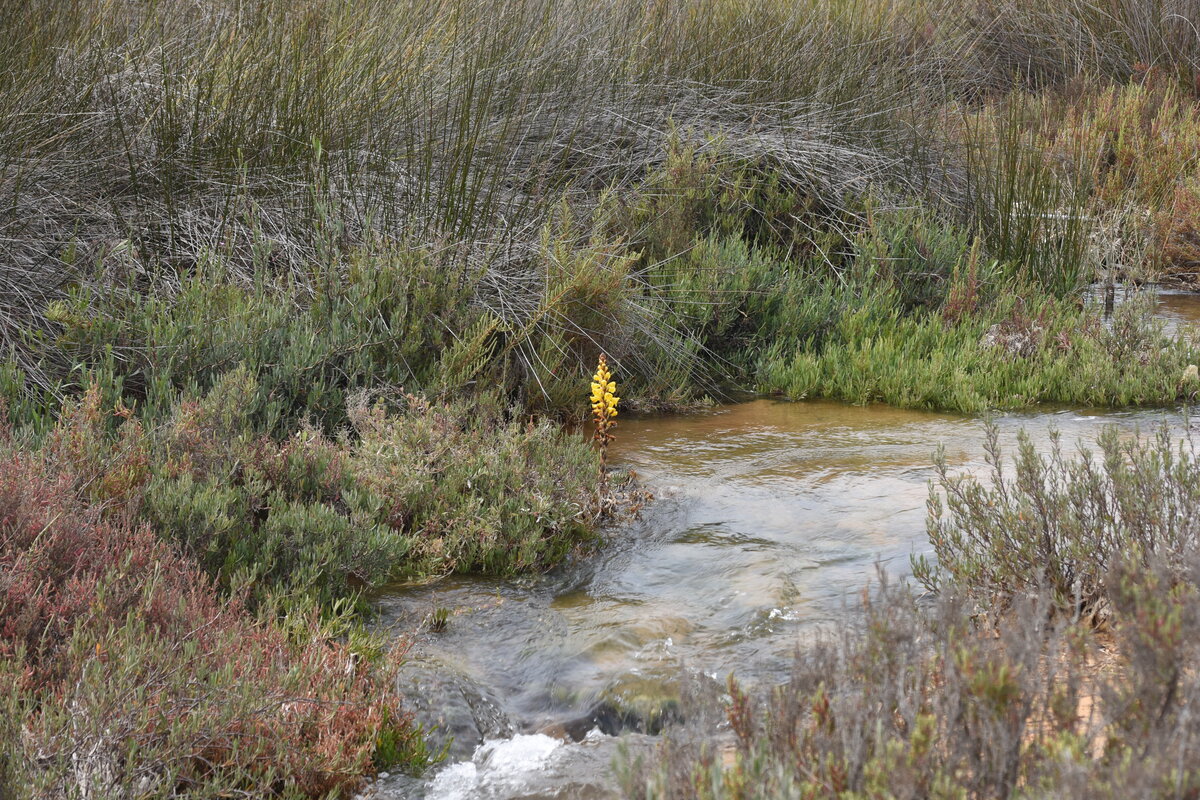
[3,0,1200,794]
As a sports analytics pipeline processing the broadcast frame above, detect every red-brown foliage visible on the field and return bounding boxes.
[0,401,416,797]
[0,447,195,687]
[1156,185,1200,288]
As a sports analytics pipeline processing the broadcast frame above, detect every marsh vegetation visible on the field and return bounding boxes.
[3,0,1200,796]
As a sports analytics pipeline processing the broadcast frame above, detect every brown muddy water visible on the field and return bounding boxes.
[367,292,1200,800]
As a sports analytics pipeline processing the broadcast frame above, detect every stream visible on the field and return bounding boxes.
[366,291,1200,800]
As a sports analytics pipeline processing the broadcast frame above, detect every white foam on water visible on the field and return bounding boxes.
[425,734,563,799]
[424,761,479,800]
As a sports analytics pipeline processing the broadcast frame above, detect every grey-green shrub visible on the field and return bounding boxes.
[917,419,1200,615]
[624,560,1200,799]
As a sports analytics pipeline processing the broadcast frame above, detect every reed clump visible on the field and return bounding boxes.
[4,0,1200,420]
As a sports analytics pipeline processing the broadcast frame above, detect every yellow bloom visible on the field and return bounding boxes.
[590,354,620,496]
[590,354,619,427]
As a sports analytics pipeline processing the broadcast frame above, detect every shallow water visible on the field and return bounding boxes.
[1154,289,1200,333]
[370,292,1200,800]
[1086,284,1200,336]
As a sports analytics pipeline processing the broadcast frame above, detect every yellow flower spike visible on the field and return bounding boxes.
[590,354,619,499]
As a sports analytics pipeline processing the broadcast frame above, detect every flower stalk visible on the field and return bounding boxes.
[590,354,619,493]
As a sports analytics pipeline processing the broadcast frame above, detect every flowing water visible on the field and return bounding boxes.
[368,292,1200,800]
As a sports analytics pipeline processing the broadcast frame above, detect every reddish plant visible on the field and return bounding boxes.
[0,406,418,796]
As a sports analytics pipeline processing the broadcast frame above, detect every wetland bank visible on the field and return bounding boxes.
[6,0,1200,797]
[378,383,1200,798]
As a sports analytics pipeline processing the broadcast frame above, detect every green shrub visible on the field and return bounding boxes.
[344,389,599,575]
[134,370,600,605]
[759,292,1198,412]
[43,247,480,431]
